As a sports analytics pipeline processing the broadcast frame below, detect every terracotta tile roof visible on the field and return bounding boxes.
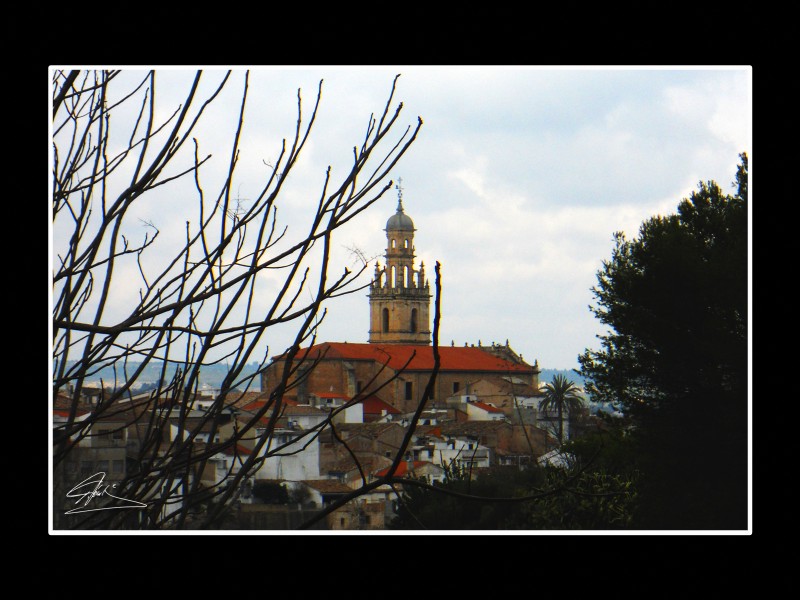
[240,400,270,413]
[228,390,267,401]
[362,395,401,415]
[300,479,353,494]
[374,460,435,478]
[222,391,299,410]
[471,401,504,414]
[239,397,301,415]
[53,408,89,418]
[439,421,510,436]
[220,443,252,456]
[413,424,443,437]
[284,404,327,416]
[238,414,281,429]
[284,342,534,373]
[53,393,92,412]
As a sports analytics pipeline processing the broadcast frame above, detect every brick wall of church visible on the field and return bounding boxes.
[262,358,535,415]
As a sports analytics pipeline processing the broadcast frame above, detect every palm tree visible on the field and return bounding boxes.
[538,374,584,445]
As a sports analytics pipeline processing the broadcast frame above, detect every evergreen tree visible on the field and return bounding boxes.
[579,154,748,530]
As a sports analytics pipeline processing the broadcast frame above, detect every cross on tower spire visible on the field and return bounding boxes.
[396,177,404,211]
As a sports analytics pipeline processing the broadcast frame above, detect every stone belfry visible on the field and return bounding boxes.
[368,180,431,345]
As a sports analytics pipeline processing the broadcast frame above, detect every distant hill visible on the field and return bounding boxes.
[538,368,587,388]
[62,360,262,391]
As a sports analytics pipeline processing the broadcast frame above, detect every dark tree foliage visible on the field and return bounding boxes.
[389,457,637,531]
[521,469,637,530]
[528,420,640,529]
[578,154,748,530]
[252,481,290,504]
[388,468,547,530]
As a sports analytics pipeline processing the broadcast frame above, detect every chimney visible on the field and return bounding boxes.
[404,452,414,477]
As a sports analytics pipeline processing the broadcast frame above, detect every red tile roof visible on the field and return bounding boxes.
[471,401,504,413]
[53,408,89,418]
[240,397,299,414]
[53,393,92,412]
[362,395,401,415]
[374,460,434,478]
[284,404,327,416]
[287,342,534,373]
[220,443,252,456]
[241,400,269,413]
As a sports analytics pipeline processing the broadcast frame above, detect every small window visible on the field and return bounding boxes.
[404,239,409,249]
[96,460,109,473]
[112,429,124,440]
[80,461,93,474]
[391,239,396,248]
[112,460,124,473]
[405,382,413,400]
[453,382,460,393]
[340,517,346,527]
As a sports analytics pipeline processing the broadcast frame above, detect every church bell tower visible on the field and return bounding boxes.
[368,180,431,345]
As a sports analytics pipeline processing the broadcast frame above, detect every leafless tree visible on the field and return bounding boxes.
[52,69,620,532]
[51,68,423,529]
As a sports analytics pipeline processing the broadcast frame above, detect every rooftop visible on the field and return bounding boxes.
[300,479,353,494]
[362,395,401,415]
[374,460,438,478]
[471,401,505,414]
[439,420,510,436]
[386,198,415,231]
[284,342,534,374]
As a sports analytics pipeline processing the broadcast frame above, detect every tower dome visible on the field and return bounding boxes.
[386,198,415,231]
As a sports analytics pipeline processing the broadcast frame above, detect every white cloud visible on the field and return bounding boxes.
[53,66,752,371]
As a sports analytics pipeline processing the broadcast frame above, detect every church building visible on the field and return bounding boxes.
[261,185,539,414]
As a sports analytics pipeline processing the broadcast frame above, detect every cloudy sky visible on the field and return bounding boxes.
[53,66,751,371]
